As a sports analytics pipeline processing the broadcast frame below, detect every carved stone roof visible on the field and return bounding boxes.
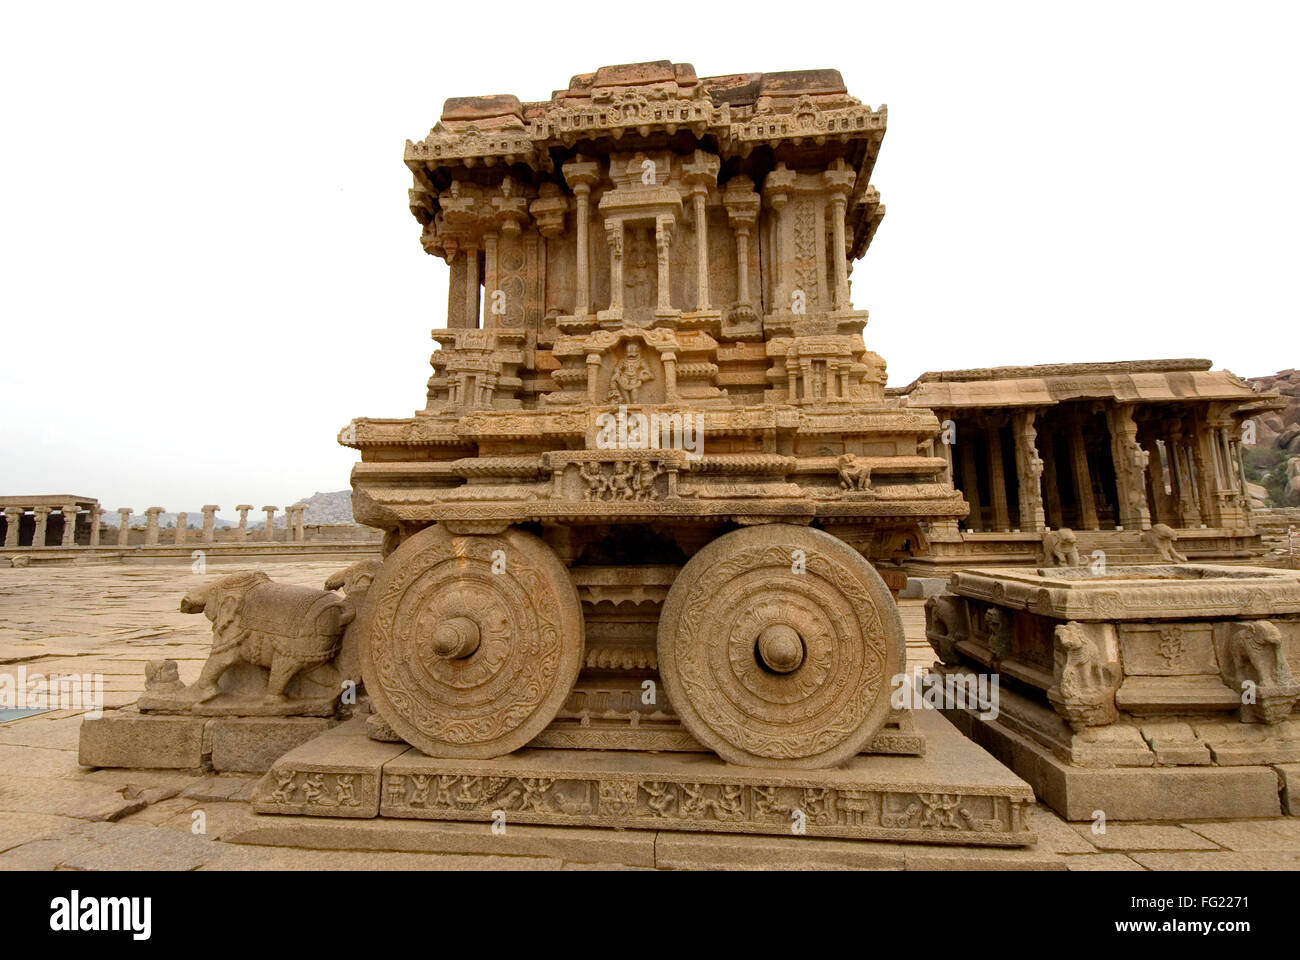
[404,60,887,260]
[892,359,1283,411]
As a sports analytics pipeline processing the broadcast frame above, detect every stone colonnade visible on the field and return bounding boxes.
[2,501,98,549]
[1,501,314,547]
[940,401,1251,534]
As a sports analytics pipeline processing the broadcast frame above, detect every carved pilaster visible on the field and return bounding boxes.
[1012,410,1046,533]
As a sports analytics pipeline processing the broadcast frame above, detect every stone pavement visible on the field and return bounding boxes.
[1,560,1298,870]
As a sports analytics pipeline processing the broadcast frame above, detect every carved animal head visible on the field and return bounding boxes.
[1054,621,1089,654]
[179,571,270,635]
[1150,523,1176,543]
[325,559,382,598]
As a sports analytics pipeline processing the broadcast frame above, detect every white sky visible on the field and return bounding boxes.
[2,1,1296,513]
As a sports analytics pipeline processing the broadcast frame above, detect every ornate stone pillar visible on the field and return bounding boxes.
[661,351,679,403]
[174,513,187,545]
[462,243,480,329]
[958,434,983,532]
[763,163,796,309]
[33,507,50,547]
[1167,424,1202,527]
[482,231,499,330]
[3,508,21,548]
[262,506,278,542]
[586,353,601,404]
[144,507,163,546]
[985,423,1011,532]
[562,157,600,319]
[1106,404,1152,531]
[289,504,307,542]
[823,159,855,311]
[1068,417,1099,530]
[602,220,624,321]
[682,150,720,312]
[1012,411,1046,533]
[235,505,253,540]
[654,214,675,317]
[60,505,79,547]
[691,187,709,309]
[201,505,219,543]
[90,508,101,547]
[116,508,132,547]
[723,176,759,308]
[1040,436,1064,530]
[1190,419,1219,527]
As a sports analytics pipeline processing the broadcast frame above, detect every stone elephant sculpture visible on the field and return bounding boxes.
[180,571,353,703]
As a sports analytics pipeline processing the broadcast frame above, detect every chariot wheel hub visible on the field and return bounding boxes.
[430,616,481,660]
[756,623,804,674]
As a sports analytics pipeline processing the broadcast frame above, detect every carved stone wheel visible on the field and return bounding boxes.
[657,524,904,768]
[358,524,584,759]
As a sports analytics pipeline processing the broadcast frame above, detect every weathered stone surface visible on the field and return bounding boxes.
[1182,819,1300,851]
[654,831,907,870]
[1130,850,1300,871]
[225,817,658,867]
[0,775,148,821]
[181,775,258,802]
[0,820,217,870]
[0,812,84,853]
[0,742,81,778]
[197,844,563,871]
[209,717,331,773]
[78,710,206,769]
[1063,853,1146,871]
[1070,823,1221,852]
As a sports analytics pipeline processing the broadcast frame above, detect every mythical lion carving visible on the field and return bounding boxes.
[1039,527,1081,567]
[1227,620,1300,724]
[1142,522,1187,563]
[1047,622,1120,730]
[924,595,965,665]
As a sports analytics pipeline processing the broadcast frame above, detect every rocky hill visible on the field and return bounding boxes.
[298,491,356,525]
[112,491,358,529]
[1244,369,1300,506]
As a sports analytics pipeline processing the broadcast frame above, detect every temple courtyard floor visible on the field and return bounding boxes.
[2,559,1300,870]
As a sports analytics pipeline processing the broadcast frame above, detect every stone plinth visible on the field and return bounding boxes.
[253,711,1037,847]
[926,563,1300,819]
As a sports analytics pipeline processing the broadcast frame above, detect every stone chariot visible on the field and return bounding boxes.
[342,60,967,774]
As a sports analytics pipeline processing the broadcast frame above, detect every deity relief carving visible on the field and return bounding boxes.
[605,342,655,403]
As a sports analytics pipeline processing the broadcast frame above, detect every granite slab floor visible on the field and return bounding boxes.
[0,559,1296,870]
